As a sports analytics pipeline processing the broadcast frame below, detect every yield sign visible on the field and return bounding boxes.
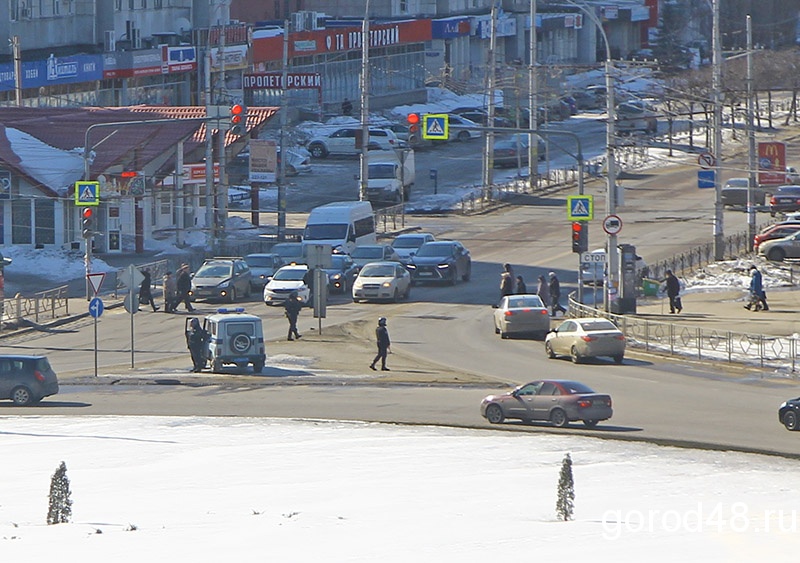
[87,272,105,295]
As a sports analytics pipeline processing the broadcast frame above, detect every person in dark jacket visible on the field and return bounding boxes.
[665,269,681,314]
[341,97,353,116]
[186,317,209,372]
[176,263,195,312]
[745,265,768,311]
[283,291,303,341]
[370,317,391,371]
[548,271,567,316]
[138,269,159,312]
[515,275,527,294]
[499,263,515,300]
[536,275,550,308]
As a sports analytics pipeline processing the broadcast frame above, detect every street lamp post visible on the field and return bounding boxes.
[712,0,724,260]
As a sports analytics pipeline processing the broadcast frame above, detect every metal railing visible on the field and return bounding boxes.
[2,285,70,328]
[567,294,800,373]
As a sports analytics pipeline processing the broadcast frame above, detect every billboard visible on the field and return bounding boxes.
[758,141,787,185]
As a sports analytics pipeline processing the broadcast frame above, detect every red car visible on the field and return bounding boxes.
[753,223,800,251]
[480,379,613,428]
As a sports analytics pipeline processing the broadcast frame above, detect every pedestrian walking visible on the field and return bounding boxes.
[185,318,209,373]
[665,269,682,314]
[341,97,353,116]
[536,274,550,309]
[548,271,567,316]
[283,291,303,341]
[176,263,195,312]
[515,275,527,294]
[745,265,768,311]
[369,317,391,371]
[500,263,515,300]
[163,271,177,313]
[138,269,159,312]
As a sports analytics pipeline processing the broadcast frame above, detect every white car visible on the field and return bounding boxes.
[445,114,481,142]
[391,232,435,265]
[263,264,311,306]
[350,244,402,269]
[352,261,411,303]
[306,127,400,158]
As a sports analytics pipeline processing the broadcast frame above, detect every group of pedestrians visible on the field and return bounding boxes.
[499,263,566,316]
[137,263,194,314]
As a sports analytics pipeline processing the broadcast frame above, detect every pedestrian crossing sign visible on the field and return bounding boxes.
[567,195,593,221]
[422,114,449,141]
[74,181,100,206]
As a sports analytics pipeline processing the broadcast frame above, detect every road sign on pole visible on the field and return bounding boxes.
[87,272,105,295]
[567,195,593,221]
[602,215,623,235]
[422,114,448,141]
[89,297,104,318]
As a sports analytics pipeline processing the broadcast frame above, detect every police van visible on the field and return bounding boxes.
[302,201,376,255]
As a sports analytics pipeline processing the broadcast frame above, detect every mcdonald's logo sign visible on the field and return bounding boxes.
[758,141,786,185]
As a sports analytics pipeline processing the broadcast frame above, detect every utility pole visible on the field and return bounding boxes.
[528,0,538,191]
[359,0,371,202]
[746,15,756,251]
[204,37,215,248]
[712,0,724,260]
[11,36,22,107]
[277,20,289,241]
[482,3,498,187]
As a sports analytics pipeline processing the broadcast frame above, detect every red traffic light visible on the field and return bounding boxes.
[231,104,244,124]
[407,113,420,125]
[572,222,583,233]
[82,208,93,219]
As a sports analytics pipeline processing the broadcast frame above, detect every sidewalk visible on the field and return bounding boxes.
[634,286,800,337]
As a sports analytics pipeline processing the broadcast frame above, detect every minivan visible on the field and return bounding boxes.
[307,128,400,158]
[0,355,59,406]
[302,201,377,255]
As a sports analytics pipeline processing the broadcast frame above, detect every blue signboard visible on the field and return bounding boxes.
[698,170,716,189]
[431,17,470,39]
[89,297,104,318]
[0,54,103,92]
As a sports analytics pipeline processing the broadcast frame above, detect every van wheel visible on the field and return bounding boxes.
[253,360,265,373]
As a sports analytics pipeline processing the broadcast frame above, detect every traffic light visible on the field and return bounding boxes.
[571,221,588,253]
[230,103,247,136]
[407,112,420,135]
[81,207,94,239]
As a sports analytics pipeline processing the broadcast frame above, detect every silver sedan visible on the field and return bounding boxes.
[544,317,626,364]
[493,294,550,339]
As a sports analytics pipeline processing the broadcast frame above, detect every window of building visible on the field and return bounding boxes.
[52,0,59,15]
[34,198,55,246]
[11,198,31,245]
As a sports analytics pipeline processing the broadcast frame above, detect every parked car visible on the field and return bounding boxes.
[480,380,613,428]
[383,123,427,149]
[322,253,359,294]
[753,224,800,251]
[779,397,800,430]
[571,90,604,111]
[0,355,59,406]
[545,317,626,364]
[406,240,471,285]
[270,242,306,265]
[349,244,401,268]
[445,114,482,142]
[244,253,284,290]
[560,95,578,115]
[492,294,551,339]
[306,127,400,158]
[263,264,311,305]
[492,133,546,168]
[391,232,435,265]
[454,110,514,129]
[190,258,252,303]
[757,231,800,262]
[352,261,412,303]
[615,100,658,134]
[721,177,769,207]
[769,185,800,216]
[194,309,266,374]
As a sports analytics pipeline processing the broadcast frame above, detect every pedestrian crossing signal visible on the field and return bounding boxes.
[571,222,588,253]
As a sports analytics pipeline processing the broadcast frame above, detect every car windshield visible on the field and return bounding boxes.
[304,224,348,240]
[415,244,453,258]
[352,247,383,259]
[777,187,800,195]
[196,264,232,278]
[580,320,619,332]
[560,381,596,394]
[360,264,396,277]
[245,256,275,268]
[272,244,302,258]
[507,296,544,308]
[393,236,425,249]
[368,164,397,179]
[273,268,307,281]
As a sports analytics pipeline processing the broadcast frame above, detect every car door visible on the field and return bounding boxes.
[531,381,561,420]
[0,358,12,398]
[787,233,800,258]
[395,264,410,293]
[328,129,352,154]
[552,321,577,355]
[508,381,542,420]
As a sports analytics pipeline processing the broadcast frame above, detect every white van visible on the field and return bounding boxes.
[302,201,377,255]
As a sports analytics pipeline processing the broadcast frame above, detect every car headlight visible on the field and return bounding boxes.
[780,401,788,409]
[381,281,392,288]
[218,280,231,288]
[437,263,450,269]
[406,264,416,270]
[331,273,342,280]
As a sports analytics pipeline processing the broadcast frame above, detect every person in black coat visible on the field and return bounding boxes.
[138,269,159,312]
[370,317,391,371]
[186,318,209,372]
[341,98,353,116]
[515,275,527,294]
[176,263,195,312]
[548,271,567,316]
[665,269,681,314]
[283,291,303,341]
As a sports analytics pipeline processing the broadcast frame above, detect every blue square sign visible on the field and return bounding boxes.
[698,170,715,189]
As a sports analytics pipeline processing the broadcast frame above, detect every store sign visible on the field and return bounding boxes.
[0,54,102,91]
[243,72,321,90]
[249,140,277,183]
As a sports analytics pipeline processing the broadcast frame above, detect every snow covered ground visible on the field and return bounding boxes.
[2,416,799,562]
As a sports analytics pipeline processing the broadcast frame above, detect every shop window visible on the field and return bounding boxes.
[11,198,31,245]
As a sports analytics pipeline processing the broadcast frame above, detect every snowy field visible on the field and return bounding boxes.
[2,416,799,562]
